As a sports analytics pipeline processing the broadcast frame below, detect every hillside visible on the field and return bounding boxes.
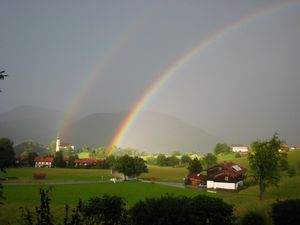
[62,111,223,153]
[0,106,223,153]
[0,105,64,144]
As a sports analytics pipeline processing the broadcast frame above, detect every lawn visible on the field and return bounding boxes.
[1,150,300,224]
[140,165,188,182]
[1,167,115,183]
[0,182,204,225]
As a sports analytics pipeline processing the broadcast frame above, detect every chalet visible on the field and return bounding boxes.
[74,158,102,167]
[206,162,247,190]
[232,145,249,155]
[34,156,54,168]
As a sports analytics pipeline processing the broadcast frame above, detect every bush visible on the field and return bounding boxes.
[272,199,300,225]
[33,173,46,179]
[240,211,266,225]
[80,195,127,225]
[235,153,241,158]
[128,194,235,225]
[288,167,296,177]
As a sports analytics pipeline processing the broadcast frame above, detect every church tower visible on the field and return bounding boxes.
[55,136,60,152]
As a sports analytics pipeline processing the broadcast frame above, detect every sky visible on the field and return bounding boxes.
[0,0,300,145]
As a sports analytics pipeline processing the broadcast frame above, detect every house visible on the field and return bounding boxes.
[34,156,54,168]
[186,173,207,186]
[206,162,247,190]
[74,158,102,167]
[232,145,249,155]
[279,144,289,152]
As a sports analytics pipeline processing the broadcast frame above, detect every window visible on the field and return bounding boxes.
[225,176,229,181]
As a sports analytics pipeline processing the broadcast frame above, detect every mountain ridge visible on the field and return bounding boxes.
[0,106,224,153]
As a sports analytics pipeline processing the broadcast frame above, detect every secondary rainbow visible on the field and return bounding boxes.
[108,0,298,155]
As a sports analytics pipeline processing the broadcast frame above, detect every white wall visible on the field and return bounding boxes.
[207,180,236,190]
[232,146,248,152]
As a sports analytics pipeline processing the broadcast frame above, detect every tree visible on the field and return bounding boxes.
[0,138,15,171]
[202,153,217,170]
[68,154,78,168]
[180,154,192,165]
[214,143,231,155]
[54,151,66,168]
[156,154,167,166]
[133,157,148,178]
[28,152,38,167]
[128,194,235,225]
[187,158,203,174]
[113,155,147,180]
[166,155,180,167]
[80,195,127,225]
[248,134,282,200]
[272,199,300,225]
[0,70,8,93]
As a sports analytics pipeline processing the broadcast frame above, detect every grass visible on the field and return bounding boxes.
[1,167,115,183]
[1,182,204,225]
[140,165,188,182]
[1,149,300,224]
[77,152,90,158]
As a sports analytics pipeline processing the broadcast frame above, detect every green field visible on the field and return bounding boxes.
[1,150,300,224]
[1,167,115,183]
[1,182,204,224]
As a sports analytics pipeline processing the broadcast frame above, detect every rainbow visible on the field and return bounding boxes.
[58,33,130,137]
[108,0,298,155]
[58,3,164,137]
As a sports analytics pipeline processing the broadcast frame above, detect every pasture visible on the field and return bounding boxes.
[1,149,300,224]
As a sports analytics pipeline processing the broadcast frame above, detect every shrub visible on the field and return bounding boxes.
[272,199,300,225]
[240,211,266,225]
[128,194,235,225]
[235,153,241,158]
[288,167,296,177]
[33,173,46,179]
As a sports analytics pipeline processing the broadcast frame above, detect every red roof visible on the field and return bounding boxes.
[207,161,247,181]
[34,156,54,163]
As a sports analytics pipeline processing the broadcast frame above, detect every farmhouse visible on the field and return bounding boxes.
[232,145,249,154]
[74,158,102,167]
[206,162,247,190]
[34,156,54,168]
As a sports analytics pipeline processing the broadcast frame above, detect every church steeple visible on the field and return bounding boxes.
[55,136,60,152]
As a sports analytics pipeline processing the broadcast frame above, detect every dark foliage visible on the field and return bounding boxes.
[0,137,15,171]
[128,194,235,225]
[81,195,127,225]
[20,188,54,225]
[240,211,266,225]
[272,199,300,225]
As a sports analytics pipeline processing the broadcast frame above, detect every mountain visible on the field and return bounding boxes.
[0,106,223,153]
[0,105,64,144]
[62,111,223,153]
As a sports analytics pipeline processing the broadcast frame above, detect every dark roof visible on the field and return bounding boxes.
[207,162,247,180]
[34,156,54,163]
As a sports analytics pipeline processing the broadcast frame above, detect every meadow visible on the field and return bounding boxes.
[1,150,300,224]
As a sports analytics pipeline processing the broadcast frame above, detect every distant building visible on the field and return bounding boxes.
[206,162,247,190]
[232,145,249,153]
[74,158,102,167]
[35,156,54,168]
[56,136,74,152]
